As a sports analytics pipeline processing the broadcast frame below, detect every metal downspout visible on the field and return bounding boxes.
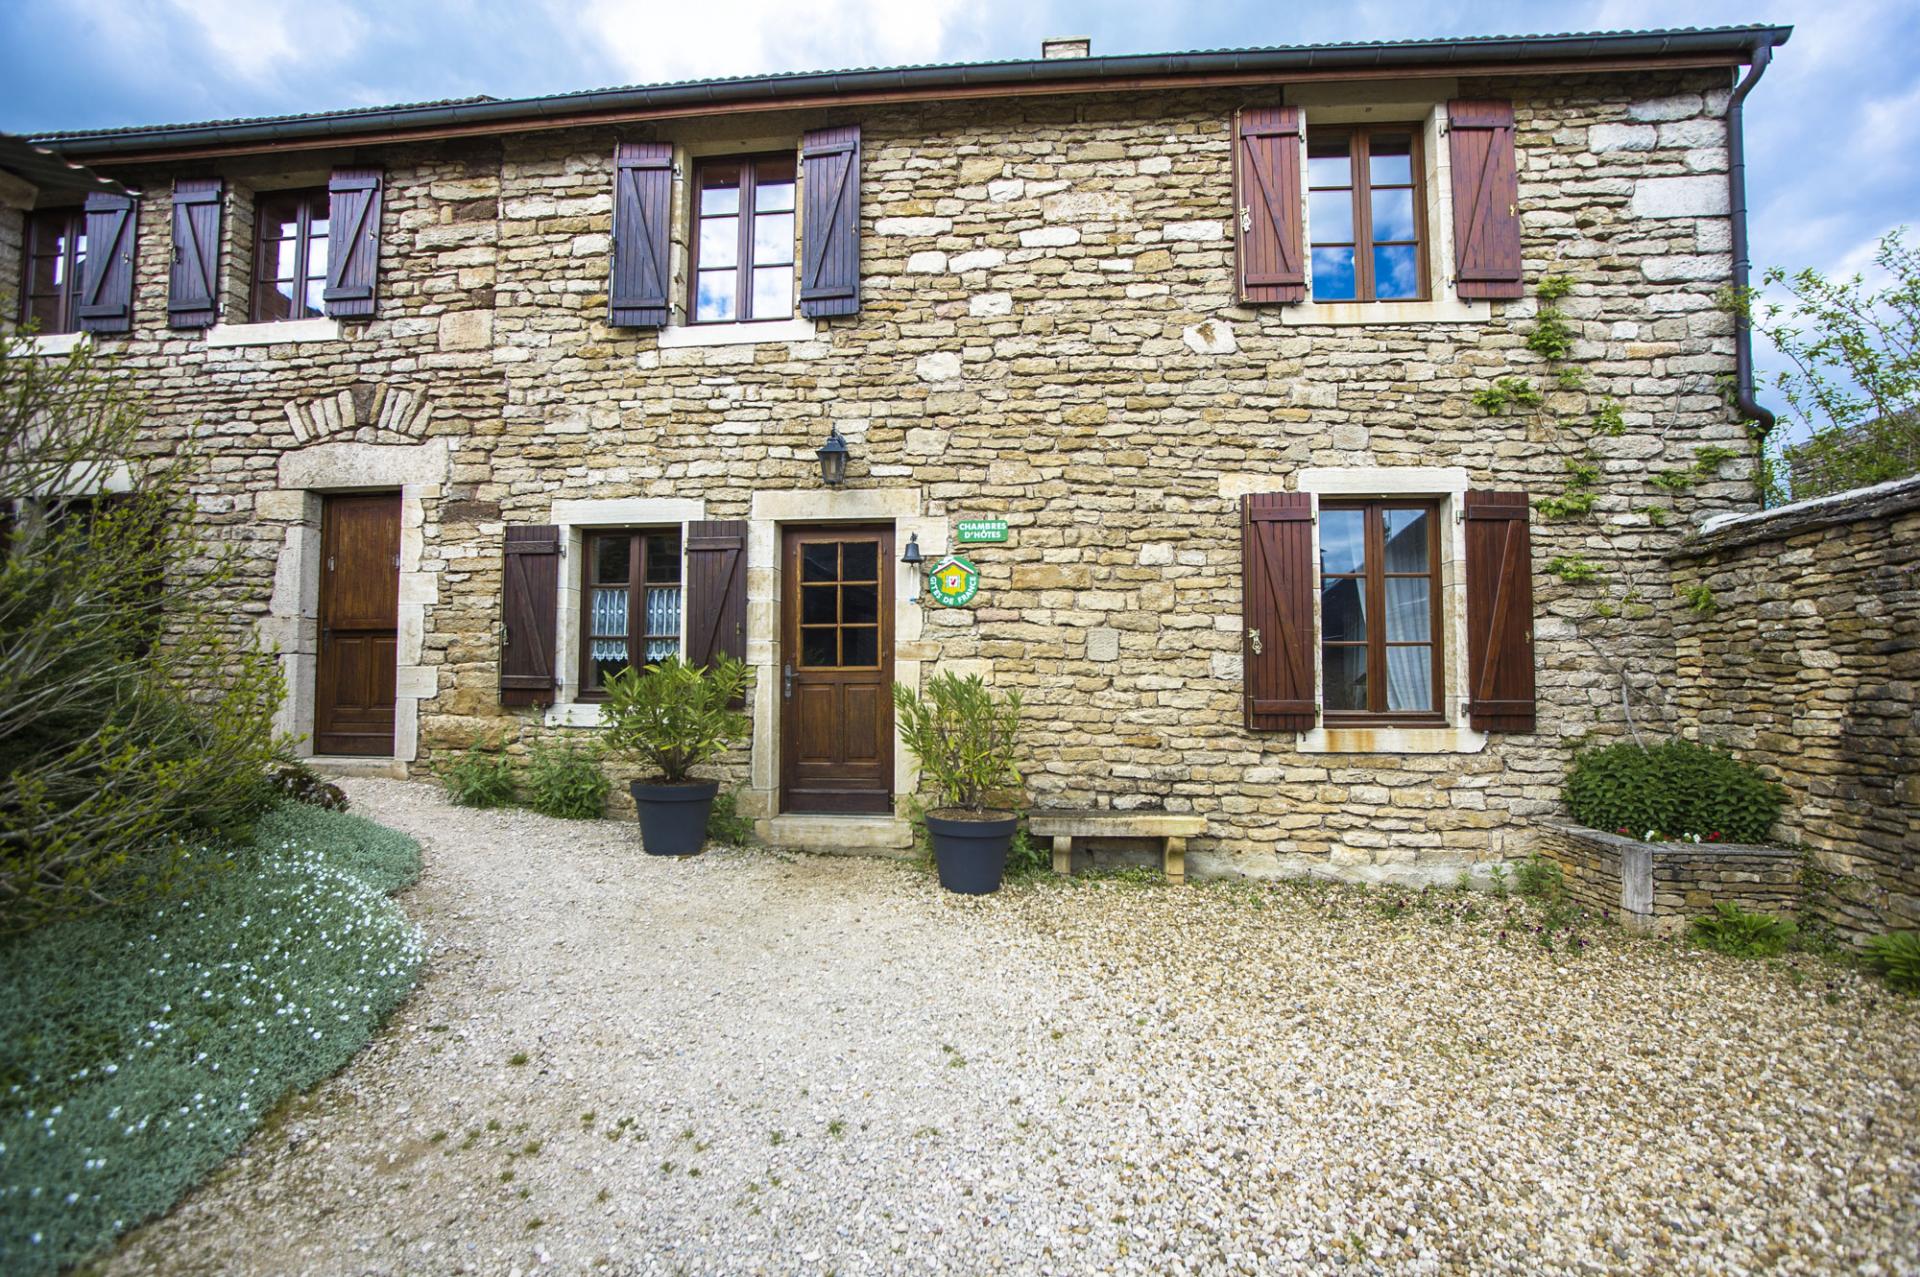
[1728,40,1776,434]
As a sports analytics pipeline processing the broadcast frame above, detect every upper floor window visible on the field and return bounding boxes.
[581,528,682,697]
[1307,128,1427,302]
[21,208,87,334]
[1319,500,1442,721]
[251,188,330,322]
[690,154,796,323]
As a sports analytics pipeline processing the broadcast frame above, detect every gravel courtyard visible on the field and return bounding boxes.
[102,779,1917,1276]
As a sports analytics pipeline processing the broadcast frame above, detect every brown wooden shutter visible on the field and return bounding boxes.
[500,525,561,706]
[78,191,138,334]
[1234,106,1305,304]
[683,520,747,667]
[167,178,222,329]
[799,125,861,319]
[609,141,672,327]
[1241,491,1316,731]
[323,168,383,319]
[1447,100,1523,300]
[1464,490,1535,732]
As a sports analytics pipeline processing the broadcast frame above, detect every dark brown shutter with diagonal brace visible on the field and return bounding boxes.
[799,125,861,318]
[500,525,560,706]
[1234,106,1305,304]
[1464,490,1536,731]
[609,141,672,327]
[323,168,383,319]
[1241,491,1316,731]
[78,191,138,334]
[168,178,221,328]
[683,520,747,668]
[1447,100,1524,300]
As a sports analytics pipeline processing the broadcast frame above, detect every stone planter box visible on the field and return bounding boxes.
[1531,818,1802,935]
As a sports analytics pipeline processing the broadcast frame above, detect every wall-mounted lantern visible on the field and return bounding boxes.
[815,425,849,488]
[901,532,924,603]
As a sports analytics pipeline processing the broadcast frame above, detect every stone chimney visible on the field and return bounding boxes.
[1041,36,1091,60]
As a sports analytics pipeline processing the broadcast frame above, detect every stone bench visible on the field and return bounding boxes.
[1027,809,1207,885]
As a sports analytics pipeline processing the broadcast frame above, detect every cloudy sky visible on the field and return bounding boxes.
[2,0,1913,440]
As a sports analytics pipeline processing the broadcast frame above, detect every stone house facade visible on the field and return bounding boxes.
[3,26,1793,881]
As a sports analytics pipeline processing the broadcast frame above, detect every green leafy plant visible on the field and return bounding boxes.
[437,747,517,808]
[603,656,752,784]
[521,741,609,819]
[1681,583,1717,615]
[1003,816,1050,881]
[1635,504,1670,527]
[705,789,758,845]
[1862,930,1920,995]
[1735,228,1920,504]
[1691,445,1739,475]
[1471,376,1544,415]
[1592,399,1626,436]
[0,333,286,935]
[1650,468,1694,493]
[1535,274,1574,302]
[1689,901,1797,957]
[891,672,1023,815]
[1545,555,1602,583]
[1564,739,1784,844]
[1526,306,1576,361]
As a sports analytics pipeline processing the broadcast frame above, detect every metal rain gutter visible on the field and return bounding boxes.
[1727,35,1783,435]
[31,26,1793,157]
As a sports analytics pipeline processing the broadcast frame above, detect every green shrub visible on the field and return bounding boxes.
[1565,739,1784,844]
[0,334,285,935]
[1862,931,1920,995]
[265,760,348,812]
[603,656,752,783]
[521,742,609,820]
[1689,901,1797,957]
[891,672,1023,814]
[705,789,757,845]
[1513,854,1565,903]
[1003,816,1050,881]
[438,748,517,808]
[0,802,422,1274]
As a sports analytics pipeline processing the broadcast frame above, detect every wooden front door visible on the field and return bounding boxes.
[315,492,400,756]
[780,525,894,813]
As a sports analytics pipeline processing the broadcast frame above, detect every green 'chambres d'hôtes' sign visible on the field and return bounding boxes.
[956,518,1008,543]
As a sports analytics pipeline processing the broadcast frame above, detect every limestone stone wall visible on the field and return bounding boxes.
[1669,477,1920,941]
[1531,818,1802,935]
[49,67,1757,878]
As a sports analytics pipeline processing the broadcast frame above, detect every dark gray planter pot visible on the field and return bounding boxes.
[631,779,719,856]
[925,811,1016,895]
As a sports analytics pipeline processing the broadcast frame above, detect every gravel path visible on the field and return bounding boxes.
[101,780,1918,1276]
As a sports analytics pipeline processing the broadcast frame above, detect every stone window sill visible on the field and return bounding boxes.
[544,700,606,728]
[22,331,90,356]
[1281,296,1490,326]
[656,317,819,349]
[1296,724,1487,754]
[206,317,343,349]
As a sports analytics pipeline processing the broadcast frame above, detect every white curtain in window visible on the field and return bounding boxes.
[645,586,682,661]
[590,587,628,664]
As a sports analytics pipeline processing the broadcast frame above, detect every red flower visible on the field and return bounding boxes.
[1707,831,1723,842]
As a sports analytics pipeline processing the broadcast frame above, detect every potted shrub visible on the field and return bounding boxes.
[892,672,1023,894]
[604,655,752,855]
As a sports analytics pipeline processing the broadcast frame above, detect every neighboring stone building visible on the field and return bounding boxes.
[2,26,1795,881]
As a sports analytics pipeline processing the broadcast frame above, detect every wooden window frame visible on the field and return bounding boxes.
[250,187,330,323]
[20,207,87,334]
[688,152,797,325]
[1307,125,1429,303]
[1319,499,1445,724]
[577,527,683,700]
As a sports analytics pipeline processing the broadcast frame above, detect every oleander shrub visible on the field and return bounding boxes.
[1688,901,1797,958]
[437,747,517,808]
[521,741,609,821]
[1863,931,1920,995]
[0,802,423,1275]
[1564,739,1784,844]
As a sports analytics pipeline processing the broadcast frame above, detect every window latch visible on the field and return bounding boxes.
[1248,627,1263,656]
[783,662,794,700]
[1239,203,1252,233]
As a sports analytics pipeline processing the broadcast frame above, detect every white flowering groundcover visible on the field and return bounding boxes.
[0,802,423,1274]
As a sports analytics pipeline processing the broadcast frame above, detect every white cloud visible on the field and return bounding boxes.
[558,0,982,87]
[162,0,370,89]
